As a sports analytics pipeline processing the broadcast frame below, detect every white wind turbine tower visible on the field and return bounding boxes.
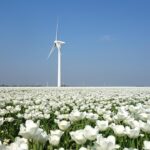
[48,22,65,87]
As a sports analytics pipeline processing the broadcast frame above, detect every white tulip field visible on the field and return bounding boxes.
[0,87,150,150]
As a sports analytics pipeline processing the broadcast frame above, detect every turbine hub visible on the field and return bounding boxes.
[54,40,65,49]
[54,40,65,45]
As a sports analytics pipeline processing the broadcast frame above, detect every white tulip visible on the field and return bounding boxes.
[125,126,140,139]
[139,120,150,133]
[111,124,125,136]
[70,130,86,145]
[5,117,14,122]
[143,141,150,150]
[94,134,120,150]
[69,110,86,122]
[7,137,28,150]
[19,124,31,139]
[19,120,39,139]
[96,120,109,131]
[103,114,112,122]
[79,147,88,150]
[58,148,65,150]
[83,125,98,141]
[19,120,48,143]
[17,113,23,118]
[58,120,70,131]
[49,130,64,146]
[0,141,6,150]
[139,113,148,121]
[34,128,48,143]
[0,109,7,116]
[49,135,61,146]
[44,113,50,119]
[86,113,98,121]
[0,118,4,126]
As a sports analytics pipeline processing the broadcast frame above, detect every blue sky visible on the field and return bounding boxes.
[0,0,150,86]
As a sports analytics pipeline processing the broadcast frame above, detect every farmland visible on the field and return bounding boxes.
[0,87,150,150]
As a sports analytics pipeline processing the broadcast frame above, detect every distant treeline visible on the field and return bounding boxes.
[0,84,44,87]
[0,84,69,87]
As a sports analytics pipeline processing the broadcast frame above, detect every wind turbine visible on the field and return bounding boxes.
[48,21,65,87]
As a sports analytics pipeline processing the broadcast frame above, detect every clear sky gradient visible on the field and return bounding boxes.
[0,0,150,86]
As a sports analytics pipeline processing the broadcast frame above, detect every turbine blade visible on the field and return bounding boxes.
[55,18,59,41]
[48,45,55,58]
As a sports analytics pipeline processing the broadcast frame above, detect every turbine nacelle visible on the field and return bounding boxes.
[54,40,65,49]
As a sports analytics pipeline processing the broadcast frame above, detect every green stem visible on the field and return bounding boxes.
[33,143,37,150]
[131,139,135,148]
[76,144,79,150]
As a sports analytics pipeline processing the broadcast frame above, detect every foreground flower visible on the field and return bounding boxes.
[19,120,39,139]
[86,113,99,121]
[34,128,48,143]
[125,126,140,139]
[70,129,86,145]
[7,137,28,150]
[19,120,48,143]
[58,120,70,131]
[69,110,86,122]
[49,130,64,146]
[111,124,125,136]
[94,134,120,150]
[0,141,6,150]
[140,120,150,133]
[96,120,109,131]
[143,141,150,150]
[83,125,98,141]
